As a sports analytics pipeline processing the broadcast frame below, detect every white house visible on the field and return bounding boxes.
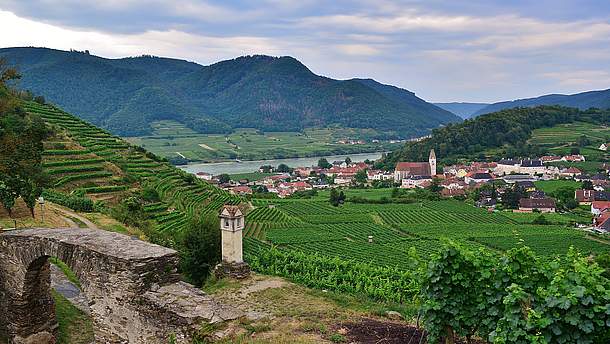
[600,143,608,151]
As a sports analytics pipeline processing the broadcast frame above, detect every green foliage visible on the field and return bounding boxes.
[42,190,94,212]
[421,243,610,343]
[178,215,221,287]
[245,241,420,303]
[0,60,49,216]
[318,158,332,169]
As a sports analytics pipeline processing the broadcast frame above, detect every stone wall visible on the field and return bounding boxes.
[0,228,241,344]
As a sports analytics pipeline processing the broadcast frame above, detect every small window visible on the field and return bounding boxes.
[225,220,229,227]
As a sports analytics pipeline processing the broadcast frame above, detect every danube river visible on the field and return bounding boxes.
[178,152,385,175]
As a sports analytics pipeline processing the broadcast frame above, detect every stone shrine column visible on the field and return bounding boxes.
[214,205,250,279]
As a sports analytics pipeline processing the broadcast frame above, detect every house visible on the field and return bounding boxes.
[401,175,432,189]
[230,185,253,195]
[441,179,467,190]
[332,161,348,168]
[562,154,586,162]
[517,198,556,213]
[477,198,497,209]
[599,143,608,151]
[594,212,610,232]
[529,190,546,199]
[591,201,610,216]
[516,181,537,193]
[367,170,393,181]
[195,172,213,180]
[560,167,582,177]
[441,188,466,198]
[464,172,493,184]
[541,155,562,163]
[495,159,520,175]
[575,190,610,205]
[394,149,436,182]
[520,159,546,174]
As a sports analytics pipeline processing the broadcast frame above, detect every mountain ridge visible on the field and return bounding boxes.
[474,88,610,116]
[0,47,460,138]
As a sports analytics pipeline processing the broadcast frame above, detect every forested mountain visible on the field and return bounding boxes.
[0,47,459,137]
[474,89,610,116]
[434,102,489,119]
[384,106,610,166]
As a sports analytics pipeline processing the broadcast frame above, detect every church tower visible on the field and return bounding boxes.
[429,149,437,176]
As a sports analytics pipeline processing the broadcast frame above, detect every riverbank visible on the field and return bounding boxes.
[178,152,385,175]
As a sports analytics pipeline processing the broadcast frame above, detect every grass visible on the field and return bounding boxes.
[125,120,400,162]
[67,215,88,228]
[529,122,610,146]
[50,257,81,288]
[534,180,581,194]
[312,188,395,201]
[52,290,94,344]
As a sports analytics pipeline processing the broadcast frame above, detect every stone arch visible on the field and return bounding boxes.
[0,228,241,344]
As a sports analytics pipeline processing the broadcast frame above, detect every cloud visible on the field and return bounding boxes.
[0,1,609,103]
[0,10,281,63]
[335,44,380,56]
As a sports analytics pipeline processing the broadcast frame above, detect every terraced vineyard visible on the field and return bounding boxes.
[25,102,241,234]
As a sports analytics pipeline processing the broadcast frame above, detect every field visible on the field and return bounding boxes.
[534,179,581,193]
[529,122,610,147]
[125,120,400,162]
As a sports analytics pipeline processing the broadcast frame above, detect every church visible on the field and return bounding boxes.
[394,149,437,182]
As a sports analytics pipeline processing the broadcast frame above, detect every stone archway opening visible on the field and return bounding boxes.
[0,228,242,344]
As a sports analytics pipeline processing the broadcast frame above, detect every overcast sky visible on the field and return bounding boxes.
[1,0,609,103]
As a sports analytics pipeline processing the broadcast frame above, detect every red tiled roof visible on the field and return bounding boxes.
[395,162,431,176]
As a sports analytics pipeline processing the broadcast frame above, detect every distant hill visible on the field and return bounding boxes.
[434,102,489,119]
[0,47,459,137]
[384,106,609,166]
[474,89,610,116]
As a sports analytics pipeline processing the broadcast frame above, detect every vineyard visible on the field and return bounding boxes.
[240,195,610,304]
[25,102,241,234]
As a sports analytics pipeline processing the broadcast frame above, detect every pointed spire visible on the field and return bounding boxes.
[429,149,436,159]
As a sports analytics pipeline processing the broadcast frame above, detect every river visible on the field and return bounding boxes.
[178,152,385,175]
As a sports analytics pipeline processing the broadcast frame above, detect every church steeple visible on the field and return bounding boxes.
[429,149,437,175]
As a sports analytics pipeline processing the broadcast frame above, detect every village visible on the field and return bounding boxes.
[195,147,610,233]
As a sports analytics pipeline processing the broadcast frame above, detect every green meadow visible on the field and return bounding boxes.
[126,120,400,162]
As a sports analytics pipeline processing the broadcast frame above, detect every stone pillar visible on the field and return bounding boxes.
[214,205,250,279]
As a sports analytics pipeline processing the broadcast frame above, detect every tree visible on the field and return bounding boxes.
[217,174,230,184]
[354,169,368,184]
[329,188,340,207]
[179,215,221,287]
[20,177,44,218]
[344,157,352,165]
[570,147,580,155]
[428,177,443,193]
[338,191,346,204]
[502,184,525,209]
[582,180,594,190]
[318,158,332,169]
[0,180,18,216]
[577,135,591,147]
[259,165,273,173]
[276,163,292,173]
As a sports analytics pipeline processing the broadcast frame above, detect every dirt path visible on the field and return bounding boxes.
[48,204,99,230]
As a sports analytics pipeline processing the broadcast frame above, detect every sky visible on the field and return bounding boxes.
[1,0,610,103]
